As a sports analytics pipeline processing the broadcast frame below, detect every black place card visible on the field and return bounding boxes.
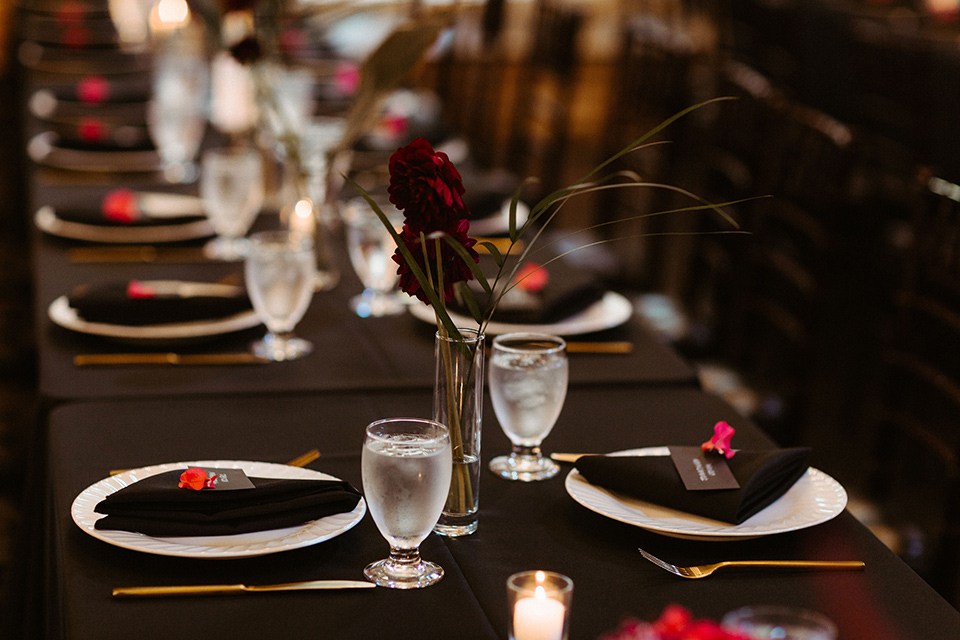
[669,447,740,491]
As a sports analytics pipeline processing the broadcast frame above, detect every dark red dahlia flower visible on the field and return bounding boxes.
[229,35,264,65]
[388,138,469,231]
[393,219,478,303]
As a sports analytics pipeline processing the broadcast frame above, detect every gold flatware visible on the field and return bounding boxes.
[109,448,322,477]
[285,448,320,468]
[112,580,376,597]
[565,341,633,354]
[550,453,589,463]
[74,353,268,366]
[68,245,211,264]
[638,549,865,579]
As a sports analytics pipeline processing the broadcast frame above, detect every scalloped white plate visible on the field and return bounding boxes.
[71,460,366,558]
[35,205,214,244]
[565,447,847,541]
[48,294,261,345]
[410,290,633,336]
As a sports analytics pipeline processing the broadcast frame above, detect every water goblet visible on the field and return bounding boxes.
[200,147,265,261]
[342,196,406,317]
[244,230,315,361]
[362,418,452,589]
[147,48,207,184]
[488,333,568,481]
[721,606,837,640]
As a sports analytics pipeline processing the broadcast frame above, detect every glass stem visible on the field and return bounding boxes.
[386,546,422,570]
[513,443,542,458]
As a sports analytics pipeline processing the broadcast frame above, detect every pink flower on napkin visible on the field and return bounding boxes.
[514,262,549,293]
[701,421,737,459]
[178,468,216,491]
[102,189,138,224]
[125,280,156,299]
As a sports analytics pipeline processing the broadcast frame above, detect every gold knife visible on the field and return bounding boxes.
[113,580,376,597]
[565,341,633,354]
[74,353,269,366]
[68,246,212,264]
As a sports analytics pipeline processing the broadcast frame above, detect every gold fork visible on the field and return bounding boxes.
[638,549,864,579]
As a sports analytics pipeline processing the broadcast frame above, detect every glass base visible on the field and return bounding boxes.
[350,290,406,318]
[489,452,559,482]
[203,236,251,262]
[363,558,444,589]
[251,332,312,362]
[433,513,478,537]
[161,160,198,184]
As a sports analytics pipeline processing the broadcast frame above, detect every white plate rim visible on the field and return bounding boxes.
[71,459,367,558]
[409,290,633,336]
[48,294,261,341]
[564,447,847,541]
[35,205,214,244]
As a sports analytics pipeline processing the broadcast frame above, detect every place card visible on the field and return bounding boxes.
[669,446,740,491]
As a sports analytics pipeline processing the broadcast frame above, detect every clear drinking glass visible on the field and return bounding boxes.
[342,196,406,317]
[244,230,315,361]
[489,333,568,481]
[147,46,207,184]
[722,607,837,640]
[362,418,452,589]
[200,147,265,261]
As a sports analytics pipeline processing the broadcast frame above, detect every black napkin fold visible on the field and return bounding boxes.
[454,253,605,324]
[94,469,363,536]
[68,282,252,325]
[574,447,811,524]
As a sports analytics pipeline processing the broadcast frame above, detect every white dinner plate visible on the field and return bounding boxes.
[35,205,214,244]
[565,447,847,541]
[71,460,366,558]
[409,290,633,336]
[28,131,160,172]
[48,294,261,345]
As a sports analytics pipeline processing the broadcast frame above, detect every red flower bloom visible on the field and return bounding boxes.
[178,467,215,491]
[702,421,737,459]
[393,219,478,304]
[388,138,469,232]
[229,36,264,65]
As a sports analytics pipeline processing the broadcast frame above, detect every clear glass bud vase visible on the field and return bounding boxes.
[433,328,484,536]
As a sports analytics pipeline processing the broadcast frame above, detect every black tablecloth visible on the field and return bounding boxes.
[31,194,698,402]
[38,388,960,640]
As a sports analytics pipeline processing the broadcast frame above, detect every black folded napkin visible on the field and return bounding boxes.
[53,190,202,227]
[94,469,363,537]
[69,281,252,326]
[575,447,811,524]
[454,253,605,324]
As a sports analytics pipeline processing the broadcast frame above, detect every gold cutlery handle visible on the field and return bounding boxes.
[75,353,268,366]
[114,584,246,597]
[721,560,865,570]
[565,341,633,354]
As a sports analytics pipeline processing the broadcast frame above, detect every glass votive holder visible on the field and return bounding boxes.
[721,606,837,640]
[506,571,573,640]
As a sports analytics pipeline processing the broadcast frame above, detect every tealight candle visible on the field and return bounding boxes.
[507,571,573,640]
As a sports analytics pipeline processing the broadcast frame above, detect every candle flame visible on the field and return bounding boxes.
[534,586,546,600]
[535,570,546,583]
[157,0,189,24]
[294,198,314,220]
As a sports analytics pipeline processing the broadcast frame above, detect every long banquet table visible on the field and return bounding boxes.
[14,14,960,639]
[38,387,960,639]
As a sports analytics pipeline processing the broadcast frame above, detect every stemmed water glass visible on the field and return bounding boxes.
[244,230,316,361]
[488,333,569,481]
[200,147,265,261]
[147,45,207,184]
[362,418,452,589]
[342,196,406,317]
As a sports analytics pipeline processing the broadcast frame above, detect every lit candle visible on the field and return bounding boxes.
[288,198,316,235]
[513,585,566,640]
